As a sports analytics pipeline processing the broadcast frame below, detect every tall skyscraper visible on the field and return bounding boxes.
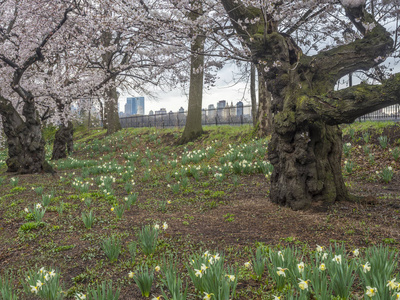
[125,97,145,115]
[136,97,145,115]
[236,101,244,116]
[217,100,226,116]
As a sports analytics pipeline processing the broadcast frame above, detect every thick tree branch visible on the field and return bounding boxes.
[220,0,262,41]
[0,5,74,101]
[304,11,393,86]
[299,73,400,125]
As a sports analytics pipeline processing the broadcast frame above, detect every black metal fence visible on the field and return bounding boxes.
[356,104,400,122]
[120,105,254,128]
[119,104,400,129]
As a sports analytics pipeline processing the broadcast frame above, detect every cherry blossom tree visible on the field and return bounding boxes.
[220,0,400,209]
[0,0,83,173]
[0,0,188,168]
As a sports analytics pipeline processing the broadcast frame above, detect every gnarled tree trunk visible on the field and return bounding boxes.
[221,0,398,209]
[268,106,348,210]
[51,121,74,160]
[0,98,53,174]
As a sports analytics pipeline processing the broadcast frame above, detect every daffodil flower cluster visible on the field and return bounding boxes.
[180,148,213,165]
[71,178,91,192]
[188,251,237,299]
[24,267,62,298]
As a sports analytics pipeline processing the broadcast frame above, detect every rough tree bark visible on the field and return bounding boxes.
[104,84,121,135]
[0,97,52,174]
[221,0,398,209]
[51,121,74,160]
[255,66,272,137]
[0,6,72,174]
[250,63,257,127]
[100,30,121,135]
[178,1,205,144]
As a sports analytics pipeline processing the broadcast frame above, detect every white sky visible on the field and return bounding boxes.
[118,63,252,115]
[118,55,400,115]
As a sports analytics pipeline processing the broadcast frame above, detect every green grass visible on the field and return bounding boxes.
[0,123,399,299]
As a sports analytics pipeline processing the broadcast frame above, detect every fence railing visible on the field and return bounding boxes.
[120,105,254,128]
[119,104,400,129]
[356,104,400,122]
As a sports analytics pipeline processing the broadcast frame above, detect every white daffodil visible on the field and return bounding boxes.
[352,249,360,257]
[155,266,160,272]
[44,273,50,281]
[48,270,56,278]
[24,207,29,213]
[36,203,42,209]
[276,267,287,277]
[365,286,377,297]
[30,285,39,294]
[203,292,214,300]
[154,224,160,230]
[277,250,284,261]
[151,296,162,300]
[194,269,203,278]
[322,252,328,260]
[244,261,252,268]
[128,271,134,278]
[332,255,342,264]
[75,292,87,300]
[297,262,305,272]
[162,222,168,230]
[213,253,220,261]
[203,251,210,258]
[319,263,326,271]
[387,278,398,290]
[273,296,281,300]
[36,280,44,288]
[225,274,235,282]
[362,262,371,273]
[201,263,208,272]
[298,279,309,291]
[316,245,323,252]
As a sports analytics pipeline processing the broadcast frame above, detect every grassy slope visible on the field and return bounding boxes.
[0,123,399,299]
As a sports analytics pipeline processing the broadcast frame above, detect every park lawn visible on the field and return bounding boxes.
[0,123,399,299]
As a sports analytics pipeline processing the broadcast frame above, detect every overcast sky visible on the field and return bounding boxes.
[119,63,252,115]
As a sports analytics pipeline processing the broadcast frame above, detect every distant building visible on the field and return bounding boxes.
[236,101,244,116]
[217,100,226,116]
[207,104,216,119]
[155,108,167,115]
[149,110,154,115]
[125,97,145,115]
[229,102,235,117]
[178,107,185,114]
